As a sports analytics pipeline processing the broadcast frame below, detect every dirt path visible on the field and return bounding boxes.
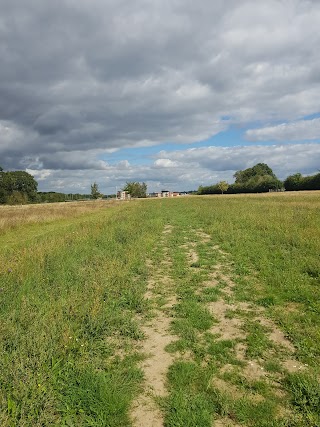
[131,225,177,427]
[132,225,307,426]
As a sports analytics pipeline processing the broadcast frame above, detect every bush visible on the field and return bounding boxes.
[284,172,320,191]
[6,191,28,205]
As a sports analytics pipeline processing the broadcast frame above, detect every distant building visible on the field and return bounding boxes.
[117,191,131,200]
[147,190,183,198]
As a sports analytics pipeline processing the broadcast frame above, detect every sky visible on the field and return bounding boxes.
[0,0,319,194]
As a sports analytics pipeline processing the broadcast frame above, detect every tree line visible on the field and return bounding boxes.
[0,166,148,205]
[37,192,91,203]
[1,164,319,205]
[0,166,92,204]
[283,172,320,191]
[198,163,320,195]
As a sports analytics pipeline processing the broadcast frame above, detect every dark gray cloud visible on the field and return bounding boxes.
[0,0,320,190]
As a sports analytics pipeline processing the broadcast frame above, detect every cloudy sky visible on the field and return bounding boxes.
[0,0,319,193]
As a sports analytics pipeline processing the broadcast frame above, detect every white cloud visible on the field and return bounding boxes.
[154,143,320,182]
[154,159,179,168]
[31,143,320,194]
[26,169,51,181]
[246,118,320,141]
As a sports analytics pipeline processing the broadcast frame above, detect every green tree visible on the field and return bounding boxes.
[284,172,320,191]
[0,170,37,204]
[10,171,38,201]
[0,167,6,203]
[123,182,147,198]
[234,163,276,184]
[232,163,282,193]
[91,182,102,199]
[217,181,229,194]
[284,173,303,191]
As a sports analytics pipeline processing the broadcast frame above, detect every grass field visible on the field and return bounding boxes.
[0,193,319,426]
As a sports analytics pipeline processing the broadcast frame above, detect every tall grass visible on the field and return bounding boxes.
[0,200,117,235]
[0,201,164,426]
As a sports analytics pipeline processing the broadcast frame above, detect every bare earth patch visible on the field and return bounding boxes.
[162,224,173,234]
[181,230,306,424]
[195,229,211,243]
[214,418,242,427]
[134,226,309,426]
[256,316,295,352]
[131,312,176,427]
[208,301,244,341]
[282,359,307,373]
[131,226,177,427]
[188,248,199,264]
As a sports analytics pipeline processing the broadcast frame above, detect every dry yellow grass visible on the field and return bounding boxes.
[0,200,118,234]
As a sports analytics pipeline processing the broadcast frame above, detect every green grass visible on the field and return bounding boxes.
[0,202,163,426]
[0,192,320,426]
[153,193,320,427]
[285,372,320,426]
[244,321,272,358]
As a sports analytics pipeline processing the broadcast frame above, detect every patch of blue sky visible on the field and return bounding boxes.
[100,127,245,165]
[99,115,320,165]
[243,112,320,131]
[302,112,320,120]
[200,127,245,147]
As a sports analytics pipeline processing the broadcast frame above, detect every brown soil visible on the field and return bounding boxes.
[162,224,173,234]
[208,300,244,340]
[131,396,164,427]
[282,359,306,373]
[138,314,176,396]
[131,226,176,427]
[188,248,199,264]
[256,317,295,352]
[195,230,211,243]
[213,418,242,427]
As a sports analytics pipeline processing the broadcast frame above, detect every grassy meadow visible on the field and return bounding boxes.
[0,192,319,426]
[0,200,118,236]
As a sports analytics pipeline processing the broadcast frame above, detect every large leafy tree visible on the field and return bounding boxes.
[234,163,276,184]
[123,181,147,198]
[0,169,38,204]
[232,163,282,193]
